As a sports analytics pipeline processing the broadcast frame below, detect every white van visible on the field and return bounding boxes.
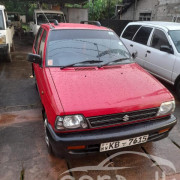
[0,5,14,62]
[30,9,66,36]
[120,21,180,99]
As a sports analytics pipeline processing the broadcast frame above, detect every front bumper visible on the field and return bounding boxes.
[0,44,8,55]
[46,115,177,158]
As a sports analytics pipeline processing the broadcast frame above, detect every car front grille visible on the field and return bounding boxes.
[87,108,159,128]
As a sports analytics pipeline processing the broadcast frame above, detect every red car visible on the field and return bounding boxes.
[28,21,176,158]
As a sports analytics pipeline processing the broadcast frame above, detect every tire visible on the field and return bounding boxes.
[176,80,180,99]
[6,53,12,63]
[0,55,5,61]
[43,112,54,156]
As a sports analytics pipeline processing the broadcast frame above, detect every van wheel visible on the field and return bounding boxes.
[176,80,180,99]
[6,53,12,62]
[44,113,54,156]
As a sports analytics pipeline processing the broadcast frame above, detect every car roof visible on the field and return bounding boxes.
[128,21,180,31]
[42,23,109,31]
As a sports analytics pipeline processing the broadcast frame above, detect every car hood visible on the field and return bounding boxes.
[49,63,172,117]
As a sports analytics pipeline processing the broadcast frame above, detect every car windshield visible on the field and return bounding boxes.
[8,13,20,21]
[46,29,132,67]
[169,30,180,53]
[37,13,65,25]
[0,10,5,30]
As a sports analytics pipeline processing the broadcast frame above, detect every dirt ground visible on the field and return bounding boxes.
[0,35,180,180]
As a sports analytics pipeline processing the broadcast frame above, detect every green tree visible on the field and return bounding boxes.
[0,0,50,21]
[86,0,122,21]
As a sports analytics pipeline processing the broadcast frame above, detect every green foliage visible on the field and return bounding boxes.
[0,0,49,21]
[0,0,122,21]
[87,0,122,21]
[1,0,28,13]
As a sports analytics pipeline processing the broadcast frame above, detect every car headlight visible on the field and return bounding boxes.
[157,101,175,117]
[0,35,6,44]
[55,115,88,130]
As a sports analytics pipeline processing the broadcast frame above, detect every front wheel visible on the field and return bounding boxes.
[44,113,54,156]
[176,80,180,99]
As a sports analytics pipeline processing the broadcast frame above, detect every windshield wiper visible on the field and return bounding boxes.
[60,60,103,69]
[98,58,129,68]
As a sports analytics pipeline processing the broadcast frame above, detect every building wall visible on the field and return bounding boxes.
[121,0,159,21]
[121,0,180,22]
[62,8,88,23]
[157,0,180,21]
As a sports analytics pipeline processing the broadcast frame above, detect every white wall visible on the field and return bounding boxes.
[63,8,88,23]
[20,15,26,23]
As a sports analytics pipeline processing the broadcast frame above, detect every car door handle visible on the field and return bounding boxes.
[130,44,133,47]
[147,50,151,53]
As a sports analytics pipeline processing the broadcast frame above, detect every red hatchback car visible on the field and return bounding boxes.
[28,21,176,158]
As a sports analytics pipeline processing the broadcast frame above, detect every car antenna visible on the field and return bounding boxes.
[39,4,54,29]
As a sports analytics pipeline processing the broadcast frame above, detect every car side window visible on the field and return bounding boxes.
[38,30,47,59]
[34,28,43,53]
[122,25,141,40]
[133,26,153,45]
[151,29,170,50]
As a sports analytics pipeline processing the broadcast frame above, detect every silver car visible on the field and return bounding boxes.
[120,21,180,99]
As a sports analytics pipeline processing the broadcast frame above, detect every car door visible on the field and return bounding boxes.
[32,28,44,95]
[36,29,47,102]
[131,26,153,67]
[120,24,141,55]
[144,28,176,83]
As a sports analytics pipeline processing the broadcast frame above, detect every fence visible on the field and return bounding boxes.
[100,20,132,36]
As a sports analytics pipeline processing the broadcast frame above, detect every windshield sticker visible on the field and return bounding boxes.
[108,32,114,35]
[48,59,53,66]
[119,42,123,46]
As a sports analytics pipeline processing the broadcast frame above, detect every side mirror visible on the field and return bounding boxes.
[132,51,137,59]
[27,53,42,66]
[160,45,174,54]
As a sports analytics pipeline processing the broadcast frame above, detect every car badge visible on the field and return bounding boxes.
[122,115,130,121]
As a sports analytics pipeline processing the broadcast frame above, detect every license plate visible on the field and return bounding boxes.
[100,135,149,152]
